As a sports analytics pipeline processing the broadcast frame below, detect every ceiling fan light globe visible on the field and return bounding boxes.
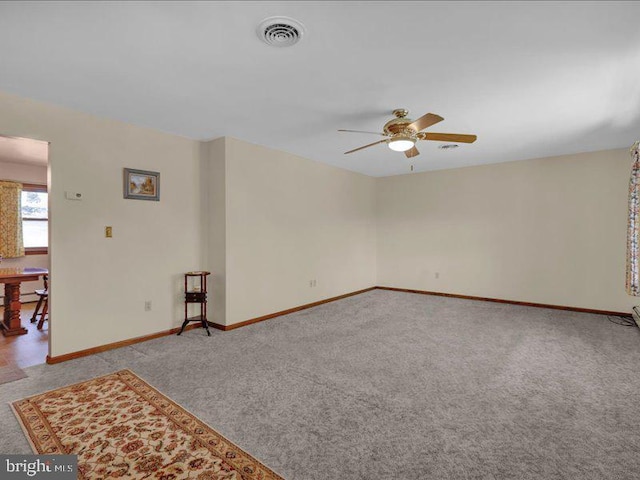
[388,137,415,152]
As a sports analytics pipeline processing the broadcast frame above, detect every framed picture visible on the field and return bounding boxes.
[123,168,160,201]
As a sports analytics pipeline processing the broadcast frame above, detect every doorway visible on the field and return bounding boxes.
[0,134,50,369]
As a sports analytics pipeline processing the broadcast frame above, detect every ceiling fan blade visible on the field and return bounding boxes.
[421,132,477,143]
[344,139,388,154]
[408,113,444,132]
[338,129,387,136]
[404,146,420,158]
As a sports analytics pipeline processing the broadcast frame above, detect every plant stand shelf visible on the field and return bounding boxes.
[178,271,211,336]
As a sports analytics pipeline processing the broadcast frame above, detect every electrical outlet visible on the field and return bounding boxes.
[435,272,440,279]
[105,226,113,238]
[144,300,152,311]
[309,280,313,287]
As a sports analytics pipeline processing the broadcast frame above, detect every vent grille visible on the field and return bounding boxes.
[257,17,305,47]
[438,144,459,150]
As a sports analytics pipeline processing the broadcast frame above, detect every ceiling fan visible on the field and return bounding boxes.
[339,109,477,158]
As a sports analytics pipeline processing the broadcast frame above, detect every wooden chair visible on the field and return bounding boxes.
[30,274,48,330]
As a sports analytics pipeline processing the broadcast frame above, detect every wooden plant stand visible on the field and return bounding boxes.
[177,271,211,336]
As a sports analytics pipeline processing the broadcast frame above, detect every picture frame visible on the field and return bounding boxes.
[123,168,160,201]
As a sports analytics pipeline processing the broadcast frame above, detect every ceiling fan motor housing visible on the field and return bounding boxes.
[384,109,417,137]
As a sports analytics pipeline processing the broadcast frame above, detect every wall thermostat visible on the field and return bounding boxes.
[65,191,83,200]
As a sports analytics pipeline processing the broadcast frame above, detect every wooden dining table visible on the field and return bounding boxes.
[0,267,48,336]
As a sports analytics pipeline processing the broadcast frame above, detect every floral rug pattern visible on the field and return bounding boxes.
[12,369,283,480]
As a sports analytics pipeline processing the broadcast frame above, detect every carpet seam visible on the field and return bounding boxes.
[8,368,130,405]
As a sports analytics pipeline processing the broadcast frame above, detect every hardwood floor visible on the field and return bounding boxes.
[0,302,48,368]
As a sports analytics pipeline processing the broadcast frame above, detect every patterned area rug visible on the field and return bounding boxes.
[11,369,284,480]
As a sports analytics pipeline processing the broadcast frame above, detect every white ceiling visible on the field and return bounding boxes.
[0,1,639,177]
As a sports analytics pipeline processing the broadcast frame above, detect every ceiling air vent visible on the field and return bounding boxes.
[257,17,305,47]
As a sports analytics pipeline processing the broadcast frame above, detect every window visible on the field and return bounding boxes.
[21,183,48,255]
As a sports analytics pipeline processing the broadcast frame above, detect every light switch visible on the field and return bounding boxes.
[105,226,113,238]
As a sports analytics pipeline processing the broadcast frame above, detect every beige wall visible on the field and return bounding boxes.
[0,159,47,185]
[0,159,48,302]
[202,137,227,325]
[0,91,203,357]
[0,87,634,359]
[377,148,634,313]
[222,137,377,326]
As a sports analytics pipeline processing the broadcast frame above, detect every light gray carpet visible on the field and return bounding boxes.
[1,289,639,479]
[0,363,27,385]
